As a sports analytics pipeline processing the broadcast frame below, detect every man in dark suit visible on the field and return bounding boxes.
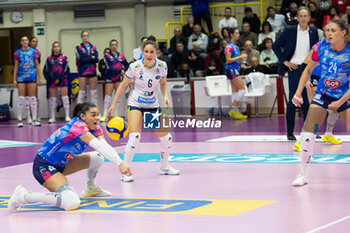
[272,7,319,140]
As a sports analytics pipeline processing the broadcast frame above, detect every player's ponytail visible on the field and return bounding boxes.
[72,102,96,119]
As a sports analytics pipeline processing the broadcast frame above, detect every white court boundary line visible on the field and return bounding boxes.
[306,215,350,233]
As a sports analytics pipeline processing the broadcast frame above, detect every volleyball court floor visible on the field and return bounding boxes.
[0,116,350,233]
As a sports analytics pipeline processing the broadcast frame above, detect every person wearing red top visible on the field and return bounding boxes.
[332,0,349,14]
[322,5,341,28]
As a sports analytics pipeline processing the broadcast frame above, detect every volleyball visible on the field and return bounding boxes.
[106,116,129,140]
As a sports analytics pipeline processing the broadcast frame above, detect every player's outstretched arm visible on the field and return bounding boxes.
[79,133,132,176]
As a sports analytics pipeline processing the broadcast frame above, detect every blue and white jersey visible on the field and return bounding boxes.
[224,41,240,71]
[311,39,329,77]
[14,47,40,82]
[312,43,350,99]
[125,58,167,108]
[37,117,103,167]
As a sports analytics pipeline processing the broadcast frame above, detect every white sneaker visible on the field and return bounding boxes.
[32,120,41,126]
[48,118,56,123]
[65,116,71,122]
[17,121,24,128]
[27,116,33,124]
[8,185,28,213]
[159,166,180,175]
[121,174,134,182]
[292,173,309,187]
[82,183,111,197]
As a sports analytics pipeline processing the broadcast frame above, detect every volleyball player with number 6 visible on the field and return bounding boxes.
[107,39,180,182]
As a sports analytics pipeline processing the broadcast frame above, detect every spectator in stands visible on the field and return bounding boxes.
[168,27,188,55]
[331,0,349,14]
[130,36,147,62]
[204,51,221,76]
[178,62,194,79]
[266,6,286,36]
[322,5,341,28]
[188,24,208,60]
[259,38,279,74]
[98,48,111,80]
[218,7,238,39]
[308,2,323,29]
[239,22,258,49]
[242,7,261,34]
[286,2,299,25]
[280,0,302,15]
[157,48,168,63]
[341,4,350,26]
[258,21,276,45]
[169,41,190,78]
[241,56,267,75]
[240,40,260,74]
[221,27,231,42]
[207,32,221,52]
[182,15,195,38]
[188,0,213,34]
[187,51,205,77]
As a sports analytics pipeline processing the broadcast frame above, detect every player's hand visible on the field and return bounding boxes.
[292,94,303,107]
[107,105,116,118]
[164,97,170,109]
[119,162,132,176]
[328,101,341,112]
[283,61,298,71]
[305,80,313,89]
[55,80,59,85]
[13,79,17,88]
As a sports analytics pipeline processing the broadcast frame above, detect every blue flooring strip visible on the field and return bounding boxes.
[111,153,350,164]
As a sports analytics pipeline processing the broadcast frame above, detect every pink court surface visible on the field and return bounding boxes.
[0,116,350,233]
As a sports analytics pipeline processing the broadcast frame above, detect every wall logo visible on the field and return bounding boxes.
[143,109,161,129]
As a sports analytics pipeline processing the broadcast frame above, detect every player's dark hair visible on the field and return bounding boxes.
[29,36,38,42]
[228,27,239,37]
[103,47,111,54]
[142,40,158,50]
[51,41,61,56]
[73,102,97,118]
[109,39,118,45]
[331,19,349,37]
[81,30,89,37]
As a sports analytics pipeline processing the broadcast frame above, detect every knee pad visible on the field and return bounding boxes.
[56,184,81,211]
[235,89,246,101]
[160,133,172,151]
[49,97,57,108]
[126,132,141,151]
[327,111,339,125]
[18,96,25,107]
[300,131,316,158]
[88,151,104,169]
